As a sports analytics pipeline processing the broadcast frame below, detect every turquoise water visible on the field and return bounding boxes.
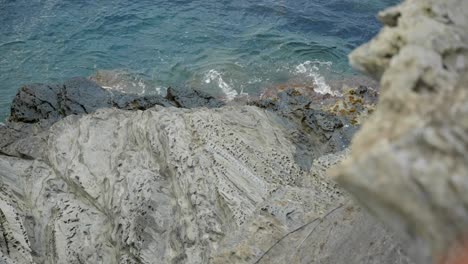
[0,0,399,120]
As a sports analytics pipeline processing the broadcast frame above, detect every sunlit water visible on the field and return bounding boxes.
[0,0,399,121]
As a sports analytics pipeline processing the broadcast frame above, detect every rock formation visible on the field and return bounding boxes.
[0,73,412,263]
[6,0,463,260]
[0,77,226,159]
[333,0,468,263]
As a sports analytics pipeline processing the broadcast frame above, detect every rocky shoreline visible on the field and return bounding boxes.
[1,0,466,263]
[0,70,414,264]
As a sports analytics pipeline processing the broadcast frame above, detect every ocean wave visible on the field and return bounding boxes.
[294,61,341,96]
[204,69,239,100]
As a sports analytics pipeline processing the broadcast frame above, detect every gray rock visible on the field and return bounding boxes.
[0,106,411,264]
[333,0,468,263]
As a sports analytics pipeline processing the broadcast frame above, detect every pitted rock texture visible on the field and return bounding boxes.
[333,0,468,263]
[0,106,411,264]
[250,88,363,161]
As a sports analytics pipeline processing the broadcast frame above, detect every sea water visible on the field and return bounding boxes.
[0,0,399,120]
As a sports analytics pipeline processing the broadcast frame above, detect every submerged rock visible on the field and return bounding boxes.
[90,69,155,95]
[333,0,468,263]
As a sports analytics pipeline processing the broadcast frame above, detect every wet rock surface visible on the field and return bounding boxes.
[333,0,468,263]
[165,87,225,108]
[9,77,171,123]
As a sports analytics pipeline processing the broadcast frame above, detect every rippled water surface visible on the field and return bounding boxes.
[0,0,399,120]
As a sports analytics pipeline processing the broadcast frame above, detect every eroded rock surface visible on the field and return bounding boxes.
[333,0,468,263]
[0,13,422,260]
[0,92,411,263]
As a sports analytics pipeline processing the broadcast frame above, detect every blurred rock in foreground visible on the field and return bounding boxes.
[333,0,468,263]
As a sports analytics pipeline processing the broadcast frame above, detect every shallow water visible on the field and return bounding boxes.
[0,0,399,120]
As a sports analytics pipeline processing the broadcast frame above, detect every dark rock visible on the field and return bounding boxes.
[251,89,312,114]
[9,84,62,123]
[356,85,368,94]
[9,78,225,126]
[301,109,358,155]
[113,94,174,110]
[9,77,177,124]
[252,88,358,144]
[303,109,343,133]
[3,77,227,159]
[250,88,361,170]
[251,98,278,111]
[351,85,379,104]
[9,78,112,123]
[165,87,224,108]
[59,77,113,115]
[0,121,51,159]
[0,123,24,153]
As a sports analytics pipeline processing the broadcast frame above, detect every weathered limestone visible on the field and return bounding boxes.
[0,77,412,263]
[333,0,468,263]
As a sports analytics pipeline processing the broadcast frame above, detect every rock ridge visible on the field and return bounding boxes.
[0,74,412,263]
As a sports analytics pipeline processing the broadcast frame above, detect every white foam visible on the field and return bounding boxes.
[155,86,163,95]
[204,69,238,101]
[239,86,249,97]
[294,61,340,96]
